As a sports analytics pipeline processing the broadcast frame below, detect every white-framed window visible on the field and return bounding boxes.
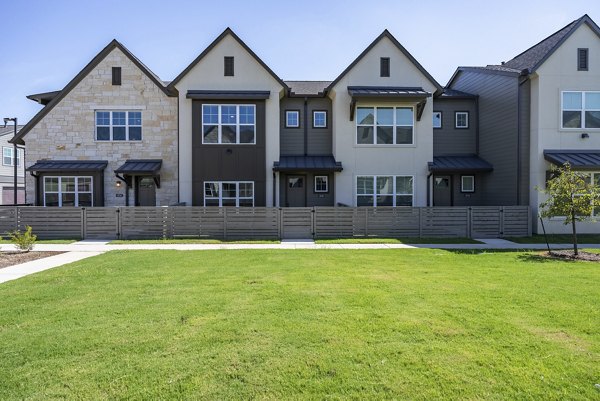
[561,91,600,129]
[314,175,328,193]
[204,181,254,207]
[313,111,327,128]
[95,111,142,141]
[44,176,93,207]
[455,112,469,129]
[356,175,414,206]
[356,106,414,145]
[433,111,442,129]
[461,175,475,192]
[2,147,21,166]
[202,104,256,144]
[578,172,600,216]
[286,110,300,128]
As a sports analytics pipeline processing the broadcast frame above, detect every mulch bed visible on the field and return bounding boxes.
[0,252,65,269]
[545,250,600,262]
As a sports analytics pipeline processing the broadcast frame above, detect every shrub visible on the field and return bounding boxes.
[9,226,37,252]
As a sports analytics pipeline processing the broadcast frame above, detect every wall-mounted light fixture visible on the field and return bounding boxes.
[116,181,122,188]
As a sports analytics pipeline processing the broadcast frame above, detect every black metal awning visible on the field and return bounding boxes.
[186,90,271,100]
[428,155,493,173]
[115,159,162,174]
[543,150,600,169]
[273,156,343,172]
[348,86,431,121]
[27,160,108,172]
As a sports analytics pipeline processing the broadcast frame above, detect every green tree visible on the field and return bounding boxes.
[538,163,599,255]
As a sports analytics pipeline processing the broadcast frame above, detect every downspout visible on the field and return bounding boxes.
[303,97,308,156]
[516,72,529,206]
[426,172,433,206]
[30,171,39,206]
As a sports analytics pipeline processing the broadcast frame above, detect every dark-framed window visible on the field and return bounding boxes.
[578,48,589,71]
[202,104,256,144]
[112,67,121,85]
[95,110,142,141]
[455,111,469,129]
[285,110,300,128]
[380,57,390,77]
[461,175,475,193]
[433,111,442,129]
[313,110,327,128]
[224,56,234,76]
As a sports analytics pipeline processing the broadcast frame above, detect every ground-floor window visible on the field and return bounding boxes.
[314,176,328,193]
[356,175,413,206]
[581,172,600,216]
[44,176,93,207]
[204,181,254,207]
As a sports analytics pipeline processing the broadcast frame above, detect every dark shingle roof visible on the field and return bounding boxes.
[27,160,108,172]
[0,125,23,137]
[428,155,493,173]
[285,81,331,96]
[544,150,600,169]
[273,155,342,172]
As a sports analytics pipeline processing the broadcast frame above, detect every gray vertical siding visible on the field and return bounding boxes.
[449,71,520,206]
[518,79,531,206]
[432,98,477,156]
[307,98,332,155]
[280,97,332,156]
[280,98,304,155]
[279,172,335,207]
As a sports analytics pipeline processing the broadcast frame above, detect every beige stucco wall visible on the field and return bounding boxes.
[330,36,437,206]
[529,23,600,233]
[24,47,178,206]
[174,33,284,206]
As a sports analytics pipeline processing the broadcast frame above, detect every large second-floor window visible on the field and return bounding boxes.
[562,91,600,129]
[202,104,256,144]
[356,106,414,145]
[96,111,142,141]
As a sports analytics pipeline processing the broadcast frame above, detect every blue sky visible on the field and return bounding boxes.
[1,0,599,123]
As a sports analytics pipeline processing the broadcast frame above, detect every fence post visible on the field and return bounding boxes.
[364,208,369,236]
[499,207,504,237]
[117,207,122,239]
[81,207,86,240]
[418,208,423,238]
[311,207,316,239]
[467,207,472,238]
[527,206,532,236]
[223,208,227,240]
[277,208,282,239]
[14,206,18,232]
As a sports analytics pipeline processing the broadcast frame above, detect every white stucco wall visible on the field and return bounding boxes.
[330,36,437,206]
[174,33,284,206]
[529,23,600,233]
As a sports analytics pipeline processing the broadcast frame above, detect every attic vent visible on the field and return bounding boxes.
[224,56,234,76]
[380,57,390,77]
[578,48,588,71]
[112,67,122,85]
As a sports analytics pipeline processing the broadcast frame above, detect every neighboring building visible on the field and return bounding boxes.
[447,14,600,233]
[0,125,25,204]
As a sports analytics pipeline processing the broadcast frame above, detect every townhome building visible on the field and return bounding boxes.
[10,15,600,233]
[0,125,25,204]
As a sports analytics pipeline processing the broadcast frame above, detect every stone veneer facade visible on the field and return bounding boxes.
[24,47,178,206]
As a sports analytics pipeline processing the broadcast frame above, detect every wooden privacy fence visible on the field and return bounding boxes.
[0,206,531,240]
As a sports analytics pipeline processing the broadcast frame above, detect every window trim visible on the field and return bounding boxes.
[312,110,328,129]
[455,111,469,129]
[285,110,300,128]
[461,175,475,193]
[355,105,415,146]
[224,56,234,76]
[380,57,390,77]
[355,175,414,207]
[2,147,20,167]
[314,175,329,193]
[433,111,442,129]
[43,176,94,207]
[203,181,254,207]
[95,110,142,141]
[577,48,589,71]
[560,91,600,130]
[201,104,257,145]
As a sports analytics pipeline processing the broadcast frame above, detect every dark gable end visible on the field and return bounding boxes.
[326,29,442,94]
[168,28,288,91]
[11,40,176,145]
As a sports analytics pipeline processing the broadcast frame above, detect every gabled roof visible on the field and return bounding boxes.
[11,39,175,145]
[503,14,600,73]
[326,30,442,93]
[168,28,288,90]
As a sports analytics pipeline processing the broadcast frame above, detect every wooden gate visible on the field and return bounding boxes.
[281,208,313,239]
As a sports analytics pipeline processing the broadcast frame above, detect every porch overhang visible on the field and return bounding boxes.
[428,155,493,173]
[273,155,343,172]
[543,150,600,170]
[27,160,108,173]
[114,159,162,188]
[348,86,431,121]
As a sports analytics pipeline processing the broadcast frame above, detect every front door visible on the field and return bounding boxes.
[136,177,156,206]
[286,175,306,207]
[433,175,452,206]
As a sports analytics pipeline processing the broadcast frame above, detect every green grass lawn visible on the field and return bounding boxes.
[0,249,598,400]
[315,237,483,244]
[109,238,280,244]
[505,234,600,244]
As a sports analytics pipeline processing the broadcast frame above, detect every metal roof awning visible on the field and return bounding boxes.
[27,160,108,172]
[273,156,343,172]
[428,155,493,173]
[186,90,271,100]
[348,86,431,121]
[115,159,162,175]
[543,150,600,169]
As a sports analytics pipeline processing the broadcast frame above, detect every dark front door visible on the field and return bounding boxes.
[136,177,156,206]
[433,175,452,206]
[286,175,306,207]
